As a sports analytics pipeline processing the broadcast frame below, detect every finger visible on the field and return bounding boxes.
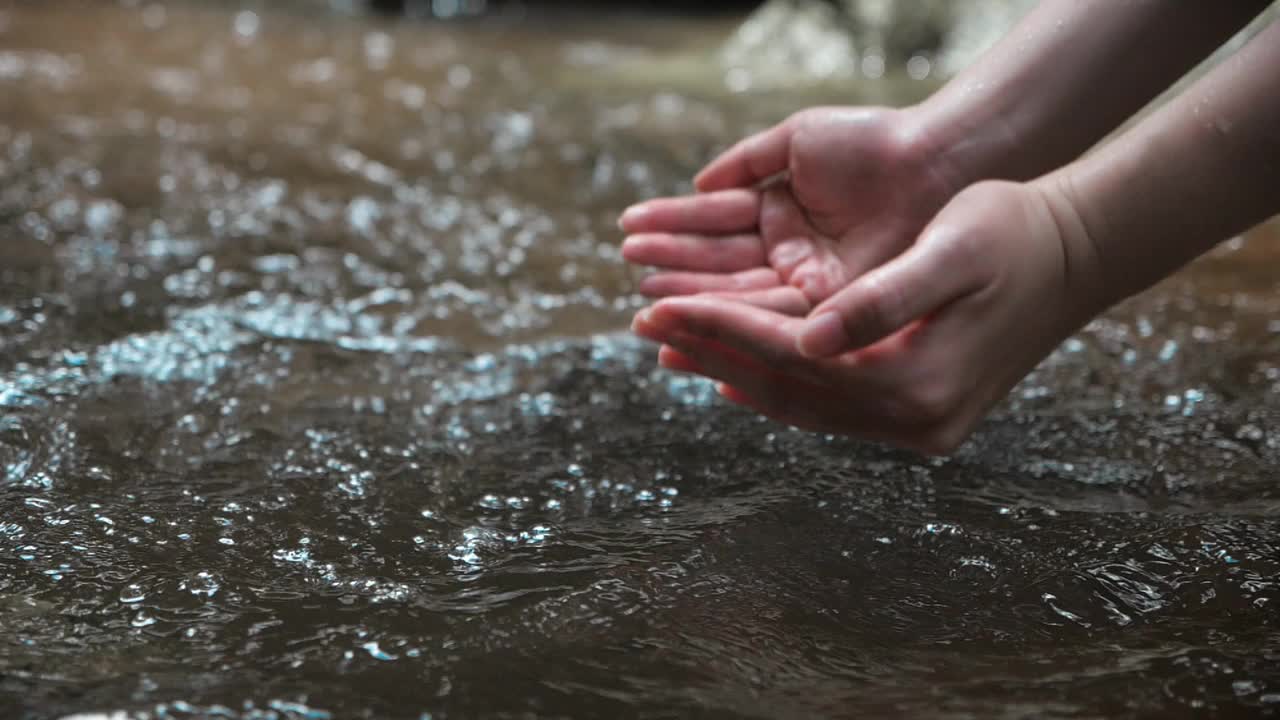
[637,267,780,298]
[657,329,872,435]
[621,232,765,273]
[659,341,787,413]
[715,383,847,434]
[706,286,811,316]
[798,232,989,359]
[658,347,775,431]
[644,295,810,371]
[658,328,798,412]
[619,190,760,235]
[657,345,704,374]
[658,333,792,413]
[758,184,813,253]
[643,295,876,391]
[695,121,794,192]
[716,383,906,444]
[641,304,909,441]
[637,296,894,390]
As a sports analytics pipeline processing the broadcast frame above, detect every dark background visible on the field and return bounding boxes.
[369,0,775,17]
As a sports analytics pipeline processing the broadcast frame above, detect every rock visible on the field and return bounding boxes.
[720,0,1038,86]
[719,0,860,84]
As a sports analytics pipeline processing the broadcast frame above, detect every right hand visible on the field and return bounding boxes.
[620,106,963,312]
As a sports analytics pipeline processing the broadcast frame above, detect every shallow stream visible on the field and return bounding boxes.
[2,2,1279,718]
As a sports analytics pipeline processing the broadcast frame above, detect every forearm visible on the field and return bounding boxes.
[906,0,1271,190]
[1046,18,1280,314]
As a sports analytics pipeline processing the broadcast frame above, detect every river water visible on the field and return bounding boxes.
[2,2,1279,718]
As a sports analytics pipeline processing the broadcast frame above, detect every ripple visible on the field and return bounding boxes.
[3,1,1279,718]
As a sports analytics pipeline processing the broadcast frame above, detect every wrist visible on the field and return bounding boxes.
[891,103,981,215]
[1027,170,1117,327]
[899,95,1023,199]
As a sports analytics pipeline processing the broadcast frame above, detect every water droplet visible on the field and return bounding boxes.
[233,10,260,39]
[181,571,221,597]
[362,641,397,661]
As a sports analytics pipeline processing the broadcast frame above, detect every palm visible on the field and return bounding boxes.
[621,107,952,311]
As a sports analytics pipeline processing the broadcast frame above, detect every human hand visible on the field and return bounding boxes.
[630,180,1105,455]
[619,107,959,308]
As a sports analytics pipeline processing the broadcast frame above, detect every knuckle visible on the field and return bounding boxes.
[939,230,987,286]
[848,274,902,344]
[790,108,822,129]
[904,380,955,426]
[920,217,978,256]
[789,110,830,156]
[937,225,983,265]
[919,218,996,291]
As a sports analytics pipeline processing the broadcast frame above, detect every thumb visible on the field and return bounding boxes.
[796,229,989,358]
[695,120,794,192]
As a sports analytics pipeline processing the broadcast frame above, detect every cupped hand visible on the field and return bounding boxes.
[619,107,958,308]
[631,180,1106,455]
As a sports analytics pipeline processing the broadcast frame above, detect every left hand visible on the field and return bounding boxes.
[619,107,957,310]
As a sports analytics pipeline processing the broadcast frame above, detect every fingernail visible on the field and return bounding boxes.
[797,312,846,358]
[618,205,647,230]
[631,309,652,332]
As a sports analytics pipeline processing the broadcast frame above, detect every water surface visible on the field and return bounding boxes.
[2,2,1279,718]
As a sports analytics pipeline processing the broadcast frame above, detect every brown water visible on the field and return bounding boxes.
[2,2,1279,718]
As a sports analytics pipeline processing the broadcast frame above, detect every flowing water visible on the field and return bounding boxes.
[2,2,1279,718]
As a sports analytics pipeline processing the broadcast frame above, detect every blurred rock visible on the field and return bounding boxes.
[720,0,1037,87]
